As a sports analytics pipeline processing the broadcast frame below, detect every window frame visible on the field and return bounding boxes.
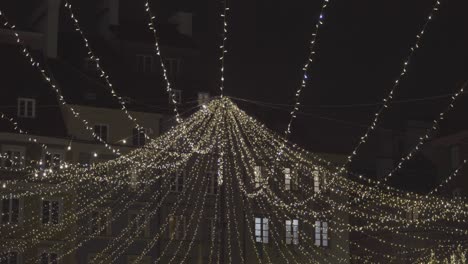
[41,198,63,225]
[38,249,59,264]
[128,211,150,238]
[1,196,22,225]
[168,214,186,240]
[1,145,26,168]
[89,208,111,237]
[93,124,109,142]
[169,89,182,104]
[42,149,65,170]
[314,220,329,247]
[0,250,20,264]
[170,171,185,193]
[132,128,147,147]
[17,97,36,118]
[136,54,155,73]
[285,219,299,245]
[255,217,269,244]
[207,171,218,195]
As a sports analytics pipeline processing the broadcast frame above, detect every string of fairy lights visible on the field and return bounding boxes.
[335,0,443,177]
[2,0,468,263]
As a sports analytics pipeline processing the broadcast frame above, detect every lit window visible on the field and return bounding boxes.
[170,171,185,192]
[90,209,111,236]
[254,166,266,188]
[285,219,299,245]
[197,92,210,106]
[207,172,218,195]
[1,197,20,224]
[313,171,321,193]
[41,199,61,225]
[284,168,298,191]
[129,171,140,191]
[168,215,186,240]
[169,89,182,104]
[0,251,19,264]
[39,251,58,264]
[94,124,109,142]
[136,54,155,73]
[129,212,150,238]
[17,98,36,118]
[255,217,269,243]
[315,221,328,247]
[132,128,146,146]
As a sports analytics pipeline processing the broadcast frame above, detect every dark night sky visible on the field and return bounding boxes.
[2,0,468,153]
[191,0,468,152]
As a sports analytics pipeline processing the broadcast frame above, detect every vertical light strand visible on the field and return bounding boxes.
[144,0,182,123]
[219,0,229,97]
[63,1,149,139]
[382,81,466,182]
[283,0,330,139]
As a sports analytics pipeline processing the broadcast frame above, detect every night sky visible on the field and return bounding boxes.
[193,0,468,152]
[2,0,468,153]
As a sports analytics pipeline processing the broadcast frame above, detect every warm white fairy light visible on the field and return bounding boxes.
[63,1,150,139]
[283,0,330,139]
[383,81,466,182]
[218,0,229,98]
[143,1,182,124]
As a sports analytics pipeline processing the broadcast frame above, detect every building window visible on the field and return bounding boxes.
[315,221,328,247]
[168,215,186,240]
[197,92,210,106]
[17,98,36,118]
[94,124,109,142]
[2,146,24,168]
[164,58,181,81]
[285,219,299,245]
[0,251,19,264]
[254,166,266,189]
[132,128,146,146]
[1,197,20,224]
[39,251,58,264]
[255,217,269,243]
[90,209,111,236]
[43,151,63,170]
[284,168,298,191]
[128,212,150,238]
[313,171,321,193]
[170,171,185,192]
[450,145,461,169]
[41,199,61,225]
[207,172,218,195]
[169,89,182,104]
[406,207,419,221]
[136,54,155,73]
